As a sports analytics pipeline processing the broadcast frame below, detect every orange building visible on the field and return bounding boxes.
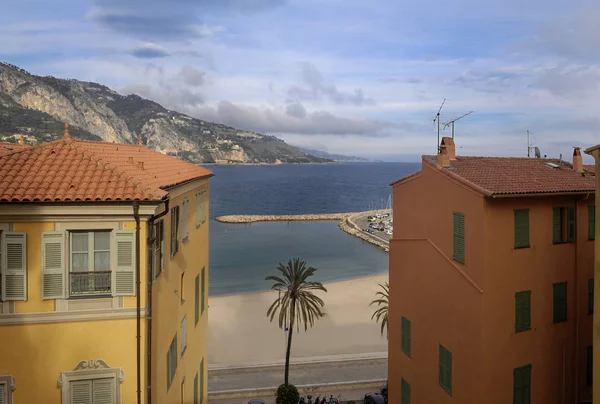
[389,138,596,404]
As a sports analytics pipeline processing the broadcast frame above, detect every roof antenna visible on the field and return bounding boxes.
[432,98,446,154]
[443,110,473,140]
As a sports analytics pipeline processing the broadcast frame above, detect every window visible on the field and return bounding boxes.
[194,372,199,404]
[201,189,206,224]
[167,334,178,390]
[401,378,410,404]
[453,212,465,263]
[0,232,27,301]
[180,379,185,404]
[401,317,411,357]
[200,358,205,404]
[514,209,530,248]
[195,190,202,228]
[438,344,452,395]
[181,316,187,356]
[553,206,576,243]
[70,231,111,296]
[182,197,189,241]
[70,378,115,404]
[513,364,531,404]
[588,345,593,386]
[0,375,15,404]
[553,282,567,323]
[515,291,531,332]
[152,221,164,281]
[589,205,595,240]
[180,272,185,304]
[201,267,206,315]
[171,206,180,257]
[589,279,594,315]
[195,274,200,326]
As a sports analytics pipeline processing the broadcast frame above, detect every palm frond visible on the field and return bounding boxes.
[370,282,389,337]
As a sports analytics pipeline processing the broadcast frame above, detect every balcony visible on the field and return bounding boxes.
[69,271,111,297]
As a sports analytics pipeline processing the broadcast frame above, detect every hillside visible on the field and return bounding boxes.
[298,147,374,162]
[0,62,331,164]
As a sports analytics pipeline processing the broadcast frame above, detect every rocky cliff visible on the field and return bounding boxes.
[0,62,331,164]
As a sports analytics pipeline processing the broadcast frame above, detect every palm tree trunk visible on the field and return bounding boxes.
[284,297,296,385]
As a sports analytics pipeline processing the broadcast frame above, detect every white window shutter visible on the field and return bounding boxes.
[112,230,136,296]
[182,198,189,239]
[71,380,92,404]
[1,232,27,301]
[42,232,65,299]
[92,378,114,404]
[0,383,5,404]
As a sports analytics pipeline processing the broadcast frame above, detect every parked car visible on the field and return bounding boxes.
[248,400,265,404]
[364,393,385,404]
[380,382,388,403]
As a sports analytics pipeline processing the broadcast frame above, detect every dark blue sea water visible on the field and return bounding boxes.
[208,163,420,296]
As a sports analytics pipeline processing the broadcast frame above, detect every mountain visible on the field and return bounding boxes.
[298,147,374,162]
[0,62,331,164]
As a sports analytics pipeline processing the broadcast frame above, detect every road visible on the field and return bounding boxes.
[210,387,378,404]
[352,214,392,243]
[209,358,387,392]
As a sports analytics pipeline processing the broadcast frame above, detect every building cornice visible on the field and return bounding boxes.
[0,307,146,325]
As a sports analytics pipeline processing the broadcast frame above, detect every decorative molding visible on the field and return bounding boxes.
[0,307,146,325]
[58,359,124,404]
[0,375,16,391]
[0,204,158,221]
[73,359,112,372]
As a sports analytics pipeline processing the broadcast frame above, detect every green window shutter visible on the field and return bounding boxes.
[553,282,568,323]
[195,274,200,326]
[514,209,530,248]
[591,205,596,239]
[589,279,594,315]
[201,267,206,314]
[567,206,576,242]
[515,291,531,332]
[200,357,205,404]
[401,317,411,357]
[553,207,562,243]
[166,350,171,390]
[194,372,199,404]
[401,378,410,404]
[513,365,532,404]
[438,345,452,395]
[587,346,593,386]
[453,213,465,263]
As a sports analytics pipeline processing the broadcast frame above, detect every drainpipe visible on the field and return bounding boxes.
[133,201,141,404]
[146,198,170,404]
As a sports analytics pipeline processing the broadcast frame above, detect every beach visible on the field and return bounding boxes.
[207,274,389,368]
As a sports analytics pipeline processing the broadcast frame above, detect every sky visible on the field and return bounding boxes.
[1,0,599,162]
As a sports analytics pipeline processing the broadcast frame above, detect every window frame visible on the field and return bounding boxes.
[167,334,178,390]
[438,344,452,395]
[513,364,531,404]
[58,359,123,404]
[515,291,531,333]
[182,197,189,242]
[152,221,164,281]
[0,375,15,404]
[181,316,187,357]
[68,230,112,298]
[553,282,568,323]
[553,206,576,244]
[401,317,411,357]
[513,209,530,249]
[171,206,180,258]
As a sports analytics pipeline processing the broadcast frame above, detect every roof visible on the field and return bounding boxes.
[584,164,595,173]
[412,155,596,197]
[0,138,213,202]
[0,142,29,156]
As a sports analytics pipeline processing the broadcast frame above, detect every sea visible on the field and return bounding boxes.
[208,162,420,296]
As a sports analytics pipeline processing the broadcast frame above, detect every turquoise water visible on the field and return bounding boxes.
[208,163,420,296]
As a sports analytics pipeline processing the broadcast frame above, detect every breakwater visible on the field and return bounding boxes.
[338,210,390,253]
[215,213,357,223]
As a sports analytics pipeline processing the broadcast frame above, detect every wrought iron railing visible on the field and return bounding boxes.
[69,271,111,296]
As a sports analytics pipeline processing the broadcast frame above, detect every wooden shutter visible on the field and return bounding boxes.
[196,191,201,228]
[201,190,206,224]
[401,378,410,404]
[514,209,530,248]
[1,232,27,301]
[42,232,65,299]
[438,345,452,394]
[93,378,114,404]
[0,383,5,404]
[71,380,92,404]
[515,291,531,332]
[589,279,594,314]
[181,316,187,354]
[567,206,576,242]
[200,357,205,404]
[182,198,189,240]
[195,274,200,326]
[113,230,135,296]
[553,207,562,243]
[194,372,199,404]
[401,317,411,356]
[514,365,532,404]
[553,282,567,323]
[201,267,206,314]
[453,213,465,263]
[589,205,595,240]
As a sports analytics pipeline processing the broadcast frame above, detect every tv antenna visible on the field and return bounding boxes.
[432,98,446,154]
[527,130,541,158]
[442,111,473,139]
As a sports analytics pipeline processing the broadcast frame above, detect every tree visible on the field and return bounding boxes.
[266,258,327,385]
[370,282,389,337]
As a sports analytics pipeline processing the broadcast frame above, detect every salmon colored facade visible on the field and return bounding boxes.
[389,138,596,404]
[0,132,212,404]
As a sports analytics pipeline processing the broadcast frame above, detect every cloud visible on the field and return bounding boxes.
[177,66,206,87]
[530,65,600,97]
[129,43,170,59]
[287,62,375,106]
[285,101,307,119]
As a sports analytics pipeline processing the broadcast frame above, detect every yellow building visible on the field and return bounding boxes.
[0,127,212,404]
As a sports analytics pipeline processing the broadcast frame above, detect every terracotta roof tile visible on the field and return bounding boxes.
[0,139,213,202]
[421,155,595,197]
[0,142,29,156]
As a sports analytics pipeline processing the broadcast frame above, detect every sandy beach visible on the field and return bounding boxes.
[208,274,389,368]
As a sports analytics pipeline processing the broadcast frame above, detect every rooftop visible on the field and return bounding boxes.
[0,136,213,202]
[419,155,595,197]
[0,141,30,156]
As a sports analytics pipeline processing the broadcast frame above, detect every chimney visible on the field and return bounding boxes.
[440,137,456,160]
[137,135,143,147]
[63,123,71,140]
[137,161,144,170]
[18,135,25,145]
[573,147,583,171]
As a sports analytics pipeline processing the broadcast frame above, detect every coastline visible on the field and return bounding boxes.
[208,273,389,367]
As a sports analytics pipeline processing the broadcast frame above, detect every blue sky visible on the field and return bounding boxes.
[1,0,599,161]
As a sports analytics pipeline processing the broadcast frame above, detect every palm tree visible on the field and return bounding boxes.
[266,258,327,384]
[370,282,389,337]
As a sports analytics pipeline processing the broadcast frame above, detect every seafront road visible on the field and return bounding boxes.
[209,357,387,401]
